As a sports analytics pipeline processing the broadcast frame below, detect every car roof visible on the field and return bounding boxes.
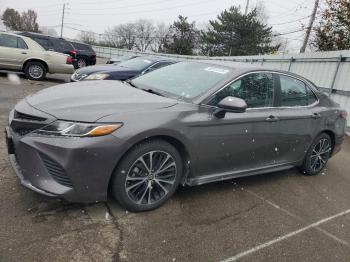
[178,61,312,82]
[137,56,176,63]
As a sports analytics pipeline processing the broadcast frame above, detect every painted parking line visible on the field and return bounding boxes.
[246,189,349,246]
[221,208,350,262]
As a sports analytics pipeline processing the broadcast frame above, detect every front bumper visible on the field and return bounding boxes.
[5,126,129,203]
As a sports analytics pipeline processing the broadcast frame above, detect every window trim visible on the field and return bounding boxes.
[201,70,319,110]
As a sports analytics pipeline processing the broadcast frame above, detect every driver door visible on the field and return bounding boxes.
[196,72,281,177]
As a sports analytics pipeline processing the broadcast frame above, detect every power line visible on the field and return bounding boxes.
[68,0,216,16]
[274,28,305,36]
[74,0,175,11]
[270,15,311,26]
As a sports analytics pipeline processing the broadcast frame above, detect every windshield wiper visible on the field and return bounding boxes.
[141,88,165,97]
[125,81,164,97]
[125,80,137,88]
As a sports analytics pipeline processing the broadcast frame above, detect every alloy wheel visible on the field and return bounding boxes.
[310,138,331,172]
[29,65,44,79]
[125,150,177,205]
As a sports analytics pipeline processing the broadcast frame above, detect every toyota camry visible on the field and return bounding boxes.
[5,61,347,212]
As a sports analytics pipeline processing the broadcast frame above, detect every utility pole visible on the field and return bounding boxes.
[300,0,319,53]
[60,3,68,38]
[244,0,250,15]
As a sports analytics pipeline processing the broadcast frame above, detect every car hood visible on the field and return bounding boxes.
[76,64,138,75]
[25,80,178,122]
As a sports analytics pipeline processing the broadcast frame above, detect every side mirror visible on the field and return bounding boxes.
[214,96,247,118]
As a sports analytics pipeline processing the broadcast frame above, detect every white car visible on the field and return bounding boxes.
[0,32,74,80]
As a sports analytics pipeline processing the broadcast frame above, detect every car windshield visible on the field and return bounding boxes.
[131,62,233,100]
[118,57,154,70]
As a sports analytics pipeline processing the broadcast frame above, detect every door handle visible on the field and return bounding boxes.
[265,115,279,122]
[311,113,321,119]
[21,52,27,54]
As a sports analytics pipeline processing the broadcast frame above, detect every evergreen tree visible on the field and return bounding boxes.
[164,15,199,55]
[201,6,278,56]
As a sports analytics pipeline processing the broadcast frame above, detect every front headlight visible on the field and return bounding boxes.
[34,121,122,137]
[85,73,110,80]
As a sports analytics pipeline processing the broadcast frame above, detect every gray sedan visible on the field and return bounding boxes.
[5,61,347,211]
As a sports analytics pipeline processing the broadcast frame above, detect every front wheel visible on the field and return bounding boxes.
[300,133,332,176]
[110,140,183,212]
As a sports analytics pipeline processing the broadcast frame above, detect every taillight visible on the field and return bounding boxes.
[66,56,72,64]
[340,111,348,119]
[70,50,77,56]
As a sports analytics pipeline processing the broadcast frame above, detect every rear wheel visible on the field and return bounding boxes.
[110,140,183,212]
[300,133,332,176]
[24,62,46,81]
[77,58,87,68]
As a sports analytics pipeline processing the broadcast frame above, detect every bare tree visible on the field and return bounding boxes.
[78,31,96,44]
[134,19,155,52]
[151,22,170,52]
[20,10,39,32]
[255,1,269,24]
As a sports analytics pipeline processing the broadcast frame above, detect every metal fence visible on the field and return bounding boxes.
[93,45,350,129]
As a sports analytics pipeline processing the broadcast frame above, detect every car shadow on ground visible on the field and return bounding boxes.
[19,168,295,215]
[0,71,70,84]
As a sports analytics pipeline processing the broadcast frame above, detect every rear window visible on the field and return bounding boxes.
[54,39,73,52]
[32,37,52,50]
[70,42,93,51]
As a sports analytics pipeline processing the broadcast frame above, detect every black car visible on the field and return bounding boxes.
[106,55,139,64]
[68,41,96,68]
[18,32,78,67]
[71,56,176,81]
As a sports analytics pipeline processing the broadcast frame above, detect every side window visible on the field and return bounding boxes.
[17,38,28,49]
[208,73,274,108]
[0,34,18,48]
[279,75,317,107]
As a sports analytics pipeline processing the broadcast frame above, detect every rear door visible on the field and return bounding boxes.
[0,34,28,70]
[274,73,319,164]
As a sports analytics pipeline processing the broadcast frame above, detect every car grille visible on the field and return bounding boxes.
[11,111,48,136]
[40,153,73,188]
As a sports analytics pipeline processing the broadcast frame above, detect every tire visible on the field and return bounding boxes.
[77,58,87,68]
[110,139,183,212]
[24,61,46,81]
[300,133,332,176]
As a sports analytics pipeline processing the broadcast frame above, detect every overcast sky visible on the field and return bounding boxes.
[0,0,317,53]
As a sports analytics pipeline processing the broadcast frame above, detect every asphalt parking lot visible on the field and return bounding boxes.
[0,70,350,262]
